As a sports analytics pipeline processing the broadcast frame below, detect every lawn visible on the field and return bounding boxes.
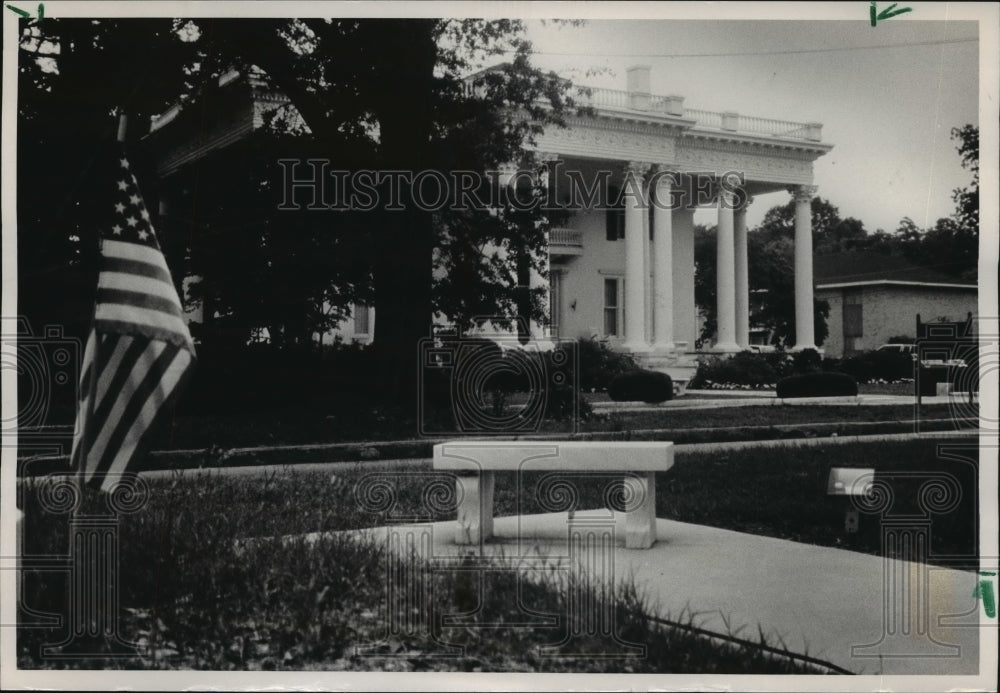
[129,402,973,452]
[17,437,975,672]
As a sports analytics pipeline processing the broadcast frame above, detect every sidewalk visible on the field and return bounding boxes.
[590,390,978,412]
[345,510,982,676]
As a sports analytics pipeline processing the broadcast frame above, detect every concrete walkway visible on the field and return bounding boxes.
[347,510,982,676]
[591,390,979,412]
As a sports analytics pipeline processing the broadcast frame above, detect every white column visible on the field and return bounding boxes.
[734,195,752,349]
[623,161,650,353]
[714,189,739,352]
[652,171,674,351]
[792,185,818,351]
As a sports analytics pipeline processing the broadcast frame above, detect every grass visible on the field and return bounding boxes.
[18,467,827,673]
[114,402,974,453]
[17,437,975,671]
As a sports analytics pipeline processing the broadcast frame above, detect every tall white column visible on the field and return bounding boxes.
[623,161,650,353]
[734,195,752,349]
[792,185,818,351]
[652,171,674,351]
[714,189,739,352]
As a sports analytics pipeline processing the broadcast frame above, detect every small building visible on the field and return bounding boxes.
[814,251,977,357]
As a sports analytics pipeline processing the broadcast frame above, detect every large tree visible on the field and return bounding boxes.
[18,17,579,412]
[199,19,577,399]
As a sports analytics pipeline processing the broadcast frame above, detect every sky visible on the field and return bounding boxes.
[514,14,980,233]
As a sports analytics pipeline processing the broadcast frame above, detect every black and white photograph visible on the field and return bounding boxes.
[2,2,997,690]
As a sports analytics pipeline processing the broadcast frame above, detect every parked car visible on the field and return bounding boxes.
[876,343,917,359]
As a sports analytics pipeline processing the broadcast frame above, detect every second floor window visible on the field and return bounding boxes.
[604,277,622,337]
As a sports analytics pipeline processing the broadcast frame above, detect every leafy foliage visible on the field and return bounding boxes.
[688,352,782,390]
[695,223,829,349]
[577,337,639,392]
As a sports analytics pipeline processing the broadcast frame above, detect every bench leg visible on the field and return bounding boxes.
[624,472,657,549]
[455,472,495,545]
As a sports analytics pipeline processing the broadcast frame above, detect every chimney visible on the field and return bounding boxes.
[626,65,651,111]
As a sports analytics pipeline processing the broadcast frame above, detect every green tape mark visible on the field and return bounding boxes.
[871,1,913,27]
[5,4,30,17]
[980,580,996,618]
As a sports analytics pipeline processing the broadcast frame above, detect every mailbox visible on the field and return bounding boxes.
[827,467,875,533]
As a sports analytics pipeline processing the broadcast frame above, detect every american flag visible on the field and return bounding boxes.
[71,147,195,492]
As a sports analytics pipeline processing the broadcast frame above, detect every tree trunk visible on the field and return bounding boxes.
[369,21,438,411]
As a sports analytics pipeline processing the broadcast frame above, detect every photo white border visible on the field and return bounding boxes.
[2,2,997,691]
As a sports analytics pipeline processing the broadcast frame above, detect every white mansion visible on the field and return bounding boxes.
[149,65,832,380]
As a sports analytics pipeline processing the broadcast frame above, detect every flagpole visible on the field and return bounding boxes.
[74,114,128,501]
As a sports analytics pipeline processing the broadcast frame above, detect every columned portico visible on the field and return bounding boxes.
[734,195,752,349]
[651,170,674,352]
[714,189,740,352]
[623,161,651,352]
[792,184,818,351]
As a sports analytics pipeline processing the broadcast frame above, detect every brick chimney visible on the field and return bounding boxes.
[626,65,651,111]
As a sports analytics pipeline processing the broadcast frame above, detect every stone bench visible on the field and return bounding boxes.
[432,441,674,549]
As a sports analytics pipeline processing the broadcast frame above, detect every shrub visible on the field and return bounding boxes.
[608,369,673,403]
[688,352,779,390]
[868,349,913,382]
[776,372,858,398]
[791,348,822,374]
[578,337,639,391]
[824,350,913,384]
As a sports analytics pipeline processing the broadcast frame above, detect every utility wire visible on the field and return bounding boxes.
[511,37,977,59]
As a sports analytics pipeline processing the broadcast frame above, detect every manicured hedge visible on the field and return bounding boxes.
[688,351,782,389]
[776,372,858,399]
[577,337,639,391]
[608,370,673,403]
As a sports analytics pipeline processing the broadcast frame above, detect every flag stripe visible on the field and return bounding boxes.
[95,304,191,338]
[95,288,186,319]
[93,334,132,410]
[70,330,98,467]
[102,239,172,269]
[99,349,191,488]
[101,257,174,285]
[76,330,97,405]
[87,342,179,484]
[98,270,178,300]
[86,337,153,460]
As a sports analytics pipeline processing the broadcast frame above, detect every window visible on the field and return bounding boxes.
[605,185,625,241]
[843,293,863,338]
[603,278,621,336]
[549,271,562,338]
[354,303,370,335]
